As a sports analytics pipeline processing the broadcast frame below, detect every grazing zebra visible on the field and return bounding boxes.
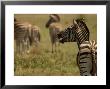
[77,40,97,76]
[29,25,41,46]
[45,14,62,53]
[14,18,31,54]
[57,18,97,76]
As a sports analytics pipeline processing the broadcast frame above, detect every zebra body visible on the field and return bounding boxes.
[14,18,41,54]
[14,20,31,54]
[77,40,97,76]
[46,14,62,53]
[57,18,97,76]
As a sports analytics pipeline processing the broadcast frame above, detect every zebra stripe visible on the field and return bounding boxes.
[73,19,90,48]
[77,40,97,76]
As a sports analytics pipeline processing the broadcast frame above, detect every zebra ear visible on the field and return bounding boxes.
[82,18,85,21]
[73,19,77,25]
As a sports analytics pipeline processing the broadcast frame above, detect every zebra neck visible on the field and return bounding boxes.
[77,40,89,50]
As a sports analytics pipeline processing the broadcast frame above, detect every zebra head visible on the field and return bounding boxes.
[57,25,76,43]
[57,18,81,44]
[45,14,60,28]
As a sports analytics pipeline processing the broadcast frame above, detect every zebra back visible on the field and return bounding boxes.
[14,21,30,40]
[49,22,62,32]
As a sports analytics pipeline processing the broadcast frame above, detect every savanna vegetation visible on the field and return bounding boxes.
[14,14,97,76]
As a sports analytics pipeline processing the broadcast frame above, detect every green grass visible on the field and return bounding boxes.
[14,14,97,76]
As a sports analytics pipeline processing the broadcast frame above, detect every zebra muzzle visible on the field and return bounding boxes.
[59,38,64,43]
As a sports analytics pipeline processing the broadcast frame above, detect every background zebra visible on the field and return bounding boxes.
[29,25,41,47]
[45,14,62,53]
[14,18,31,54]
[57,18,97,76]
[14,18,41,54]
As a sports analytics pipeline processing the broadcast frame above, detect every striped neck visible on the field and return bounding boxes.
[73,21,90,49]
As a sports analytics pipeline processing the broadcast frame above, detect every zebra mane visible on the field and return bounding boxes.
[65,25,74,30]
[76,18,89,32]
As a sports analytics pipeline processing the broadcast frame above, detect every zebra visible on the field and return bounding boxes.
[14,18,41,54]
[45,14,63,53]
[77,40,97,76]
[29,25,41,46]
[14,18,31,54]
[57,18,97,76]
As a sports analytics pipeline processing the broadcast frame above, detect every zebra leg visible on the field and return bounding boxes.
[55,42,56,52]
[23,40,27,54]
[51,38,55,53]
[27,38,30,53]
[19,41,22,55]
[21,40,24,55]
[52,43,54,53]
[91,61,97,76]
[34,37,39,47]
[18,40,21,55]
[23,33,30,54]
[23,38,29,54]
[91,51,97,76]
[17,40,21,55]
[15,40,19,54]
[21,40,27,55]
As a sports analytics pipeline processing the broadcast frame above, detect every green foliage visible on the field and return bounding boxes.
[14,14,97,76]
